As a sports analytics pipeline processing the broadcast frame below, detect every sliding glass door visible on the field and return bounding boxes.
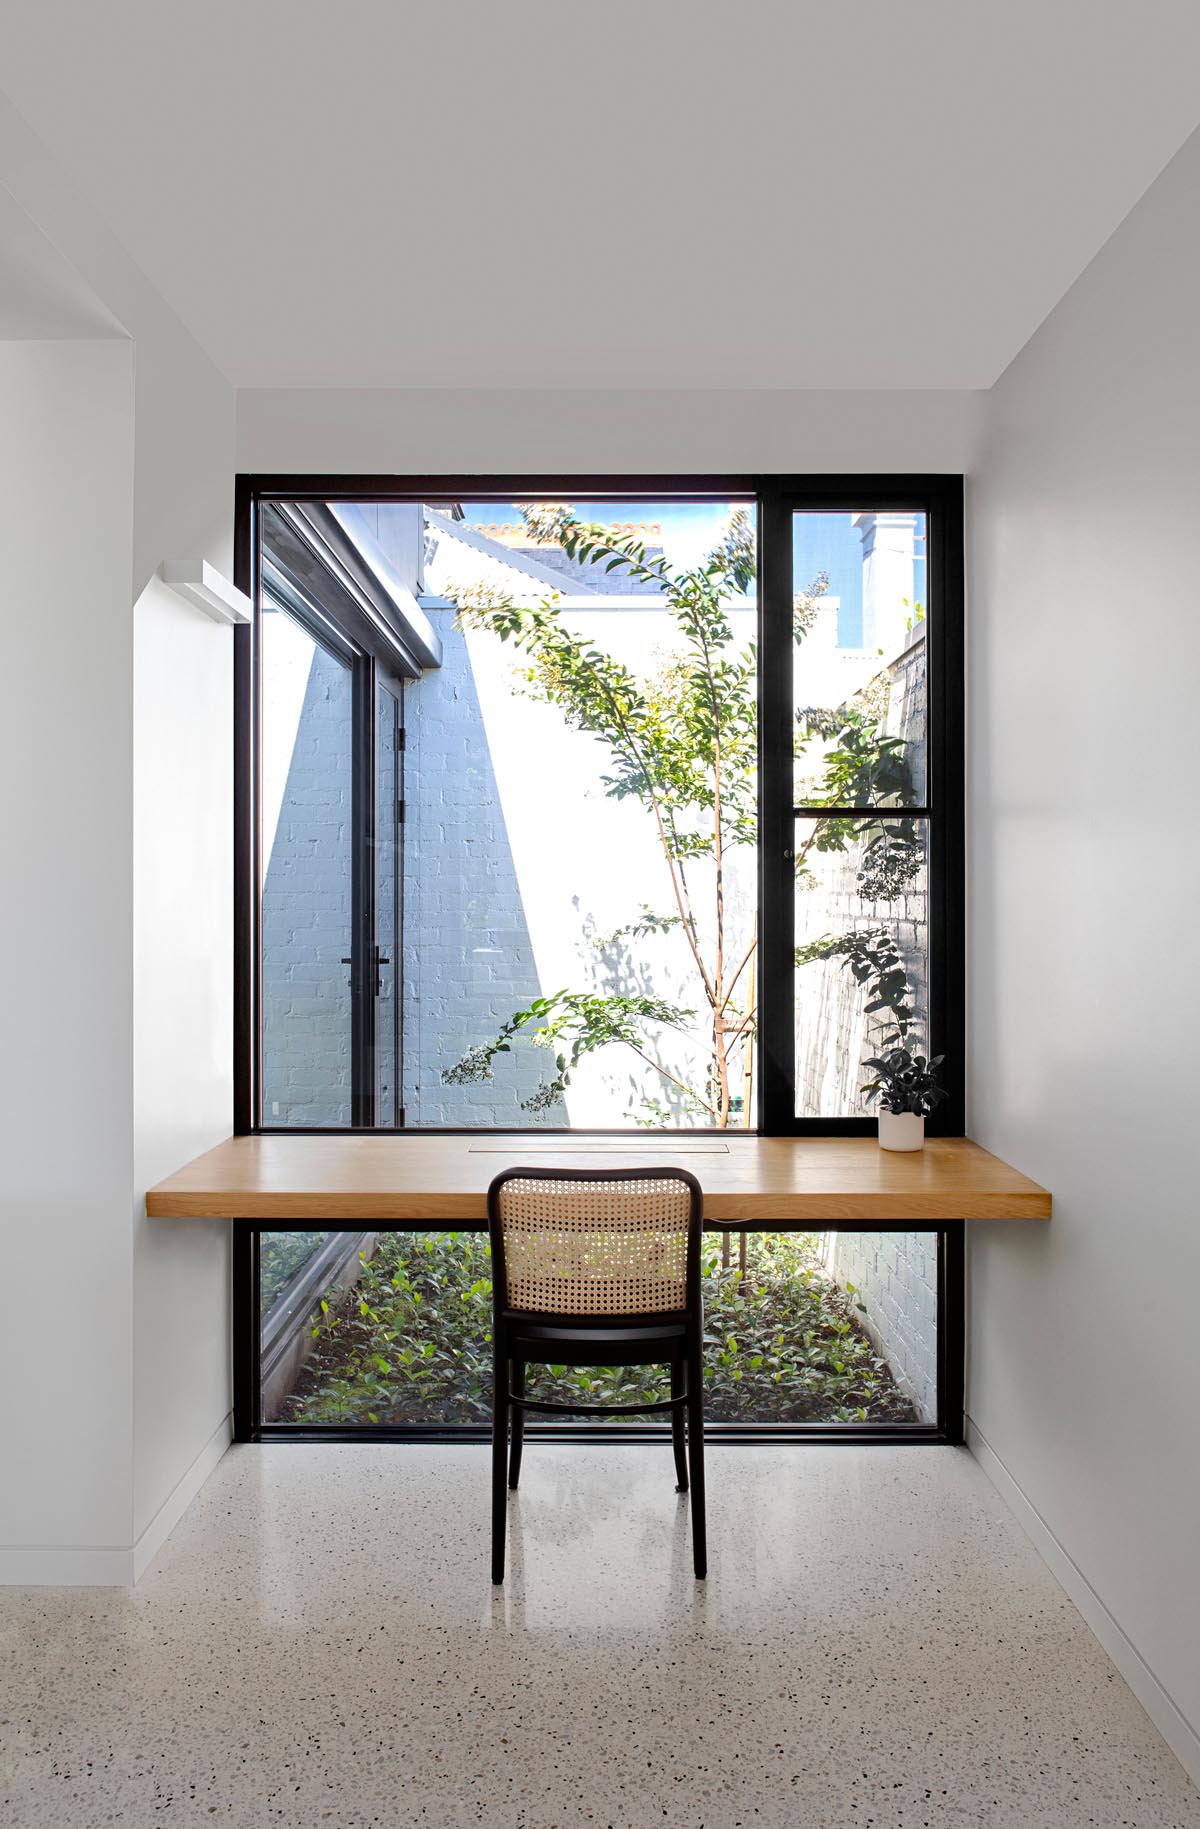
[257,505,406,1128]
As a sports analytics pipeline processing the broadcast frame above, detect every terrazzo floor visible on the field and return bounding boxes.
[2,1443,1197,1828]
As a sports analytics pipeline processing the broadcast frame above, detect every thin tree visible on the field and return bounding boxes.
[443,505,918,1127]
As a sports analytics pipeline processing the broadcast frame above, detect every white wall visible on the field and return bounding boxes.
[124,196,236,1558]
[1,102,236,1580]
[967,127,1200,1781]
[0,340,137,1576]
[237,386,983,477]
[132,570,233,1555]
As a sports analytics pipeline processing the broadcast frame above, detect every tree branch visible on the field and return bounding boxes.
[625,1043,719,1119]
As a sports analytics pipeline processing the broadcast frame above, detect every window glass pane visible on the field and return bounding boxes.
[794,816,929,1117]
[793,511,926,807]
[406,498,757,1129]
[260,1229,368,1422]
[261,1229,938,1427]
[260,1230,331,1317]
[260,602,353,1125]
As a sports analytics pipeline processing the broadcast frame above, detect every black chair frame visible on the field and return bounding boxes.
[487,1165,707,1583]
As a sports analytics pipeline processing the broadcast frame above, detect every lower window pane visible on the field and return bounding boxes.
[261,1230,331,1316]
[260,1229,937,1428]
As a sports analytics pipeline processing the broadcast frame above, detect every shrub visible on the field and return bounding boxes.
[279,1231,916,1427]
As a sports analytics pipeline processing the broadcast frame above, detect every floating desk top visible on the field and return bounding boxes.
[145,1134,1050,1225]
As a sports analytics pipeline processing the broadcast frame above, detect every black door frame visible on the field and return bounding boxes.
[247,494,410,1130]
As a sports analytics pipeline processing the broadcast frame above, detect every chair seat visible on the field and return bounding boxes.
[503,1314,687,1369]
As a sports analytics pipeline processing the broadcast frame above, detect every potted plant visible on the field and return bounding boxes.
[861,1047,947,1151]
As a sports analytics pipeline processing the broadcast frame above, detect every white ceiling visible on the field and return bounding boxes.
[3,0,1200,390]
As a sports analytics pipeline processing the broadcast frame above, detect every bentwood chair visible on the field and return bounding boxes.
[487,1165,707,1583]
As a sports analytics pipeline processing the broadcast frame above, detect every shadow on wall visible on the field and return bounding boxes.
[583,909,736,1126]
[404,609,548,1125]
[261,643,354,1126]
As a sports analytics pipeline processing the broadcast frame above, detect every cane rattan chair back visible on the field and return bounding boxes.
[487,1165,707,1584]
[492,1171,694,1317]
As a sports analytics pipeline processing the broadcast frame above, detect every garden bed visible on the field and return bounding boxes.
[276,1230,918,1427]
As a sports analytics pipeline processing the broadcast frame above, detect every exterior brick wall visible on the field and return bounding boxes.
[261,611,556,1127]
[822,1229,939,1422]
[402,608,552,1125]
[796,628,929,1117]
[261,642,354,1126]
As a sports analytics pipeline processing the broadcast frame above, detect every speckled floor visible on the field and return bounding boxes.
[1,1444,1197,1828]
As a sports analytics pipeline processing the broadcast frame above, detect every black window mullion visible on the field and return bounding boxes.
[797,808,936,823]
[757,487,795,1132]
[234,477,258,1134]
[925,482,965,1133]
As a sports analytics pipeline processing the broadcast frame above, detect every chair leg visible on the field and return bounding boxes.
[491,1338,508,1584]
[508,1359,526,1491]
[686,1335,707,1579]
[671,1356,688,1492]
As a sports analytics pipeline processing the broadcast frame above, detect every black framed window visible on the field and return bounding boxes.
[757,483,964,1135]
[233,475,963,1445]
[236,476,962,1139]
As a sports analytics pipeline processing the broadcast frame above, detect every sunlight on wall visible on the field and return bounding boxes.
[261,608,316,866]
[464,606,758,1126]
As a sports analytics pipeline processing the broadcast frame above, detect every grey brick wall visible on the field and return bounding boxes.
[261,610,554,1127]
[823,1229,939,1422]
[261,642,354,1126]
[402,608,551,1125]
[796,630,929,1117]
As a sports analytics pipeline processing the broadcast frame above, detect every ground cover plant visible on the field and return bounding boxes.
[276,1231,918,1427]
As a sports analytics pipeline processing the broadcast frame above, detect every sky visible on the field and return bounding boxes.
[453,499,926,649]
[457,498,748,573]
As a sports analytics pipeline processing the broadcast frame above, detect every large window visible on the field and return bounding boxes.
[239,479,962,1136]
[791,510,931,1117]
[234,476,962,1444]
[258,1227,945,1433]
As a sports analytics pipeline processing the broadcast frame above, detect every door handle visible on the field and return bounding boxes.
[342,950,391,993]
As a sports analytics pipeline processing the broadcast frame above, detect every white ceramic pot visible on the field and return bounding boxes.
[878,1108,925,1152]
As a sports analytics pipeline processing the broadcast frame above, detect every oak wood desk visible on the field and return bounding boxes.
[145,1133,1050,1225]
[146,1135,1049,1443]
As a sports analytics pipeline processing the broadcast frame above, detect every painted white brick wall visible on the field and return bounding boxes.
[403,608,551,1124]
[823,1230,938,1422]
[403,601,758,1128]
[261,642,354,1125]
